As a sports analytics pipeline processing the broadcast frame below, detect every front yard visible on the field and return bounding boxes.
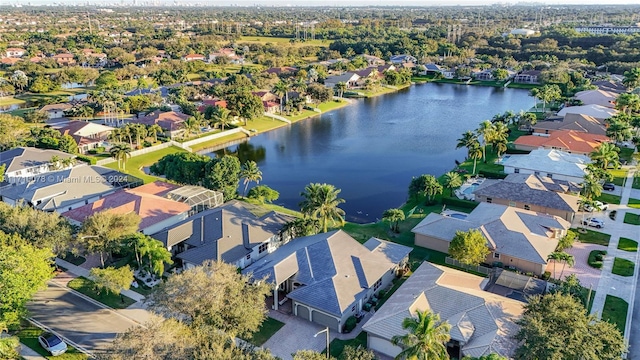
[327,331,367,358]
[242,317,285,347]
[595,193,621,205]
[618,238,638,252]
[624,213,640,226]
[573,228,611,246]
[67,277,136,309]
[612,258,635,277]
[602,295,628,334]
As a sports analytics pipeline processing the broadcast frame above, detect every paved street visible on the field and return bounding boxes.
[26,283,140,354]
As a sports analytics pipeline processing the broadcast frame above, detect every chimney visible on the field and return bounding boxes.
[242,223,250,249]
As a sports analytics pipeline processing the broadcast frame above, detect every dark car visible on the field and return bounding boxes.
[603,183,615,191]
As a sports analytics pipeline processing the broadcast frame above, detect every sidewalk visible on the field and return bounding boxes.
[20,343,46,360]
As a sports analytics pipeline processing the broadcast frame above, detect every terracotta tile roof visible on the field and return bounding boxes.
[62,183,190,231]
[133,111,189,131]
[514,130,609,154]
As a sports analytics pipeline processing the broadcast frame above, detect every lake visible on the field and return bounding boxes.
[207,83,534,223]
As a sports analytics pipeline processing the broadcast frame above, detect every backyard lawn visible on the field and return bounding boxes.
[573,228,611,246]
[67,277,136,309]
[16,327,88,360]
[612,258,635,277]
[618,238,638,252]
[602,295,628,334]
[103,146,186,184]
[624,213,640,225]
[243,317,285,346]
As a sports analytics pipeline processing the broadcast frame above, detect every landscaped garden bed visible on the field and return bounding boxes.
[588,250,607,269]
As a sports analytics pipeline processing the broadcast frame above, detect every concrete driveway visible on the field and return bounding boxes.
[27,282,139,354]
[549,242,606,289]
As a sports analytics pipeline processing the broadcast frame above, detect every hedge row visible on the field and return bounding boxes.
[478,170,508,179]
[442,197,479,210]
[76,155,97,165]
[505,148,531,154]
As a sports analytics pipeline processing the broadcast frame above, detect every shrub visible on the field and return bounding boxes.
[377,290,386,299]
[95,146,106,152]
[442,197,479,210]
[542,271,551,280]
[143,140,152,147]
[588,250,607,269]
[76,154,97,165]
[88,149,98,154]
[343,316,357,333]
[609,210,617,221]
[505,148,531,154]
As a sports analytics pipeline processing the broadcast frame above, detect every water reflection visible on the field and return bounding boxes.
[214,142,267,164]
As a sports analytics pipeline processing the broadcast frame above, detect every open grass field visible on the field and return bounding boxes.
[237,36,333,47]
[602,295,628,333]
[16,327,88,360]
[103,145,186,184]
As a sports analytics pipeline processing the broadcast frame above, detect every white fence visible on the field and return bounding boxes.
[96,141,174,166]
[180,127,248,147]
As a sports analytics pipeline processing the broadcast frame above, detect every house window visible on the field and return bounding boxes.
[246,254,251,260]
[373,279,382,291]
[547,173,553,179]
[258,243,269,253]
[534,171,540,176]
[486,197,492,203]
[524,204,531,210]
[494,253,500,259]
[509,201,516,207]
[352,305,356,312]
[514,168,520,173]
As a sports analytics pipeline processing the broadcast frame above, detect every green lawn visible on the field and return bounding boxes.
[16,327,88,360]
[0,96,26,106]
[602,295,628,334]
[609,168,628,186]
[67,277,136,309]
[580,287,596,313]
[595,193,621,205]
[624,213,640,225]
[104,146,186,184]
[573,228,611,246]
[612,258,635,277]
[327,331,367,358]
[242,317,285,346]
[587,250,606,269]
[618,238,638,252]
[627,198,640,209]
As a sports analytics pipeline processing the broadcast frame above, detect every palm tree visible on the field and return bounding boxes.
[547,252,562,279]
[335,82,347,98]
[109,143,131,170]
[443,171,463,197]
[476,120,492,163]
[489,122,509,153]
[293,77,308,96]
[558,252,575,279]
[183,116,201,138]
[606,119,633,144]
[623,67,640,90]
[615,93,640,115]
[468,144,483,175]
[147,124,163,143]
[273,80,289,114]
[589,142,620,170]
[299,183,346,233]
[423,175,443,204]
[382,208,405,233]
[211,106,232,131]
[391,309,451,360]
[581,174,603,200]
[132,124,147,147]
[139,236,173,277]
[456,130,479,151]
[240,160,263,196]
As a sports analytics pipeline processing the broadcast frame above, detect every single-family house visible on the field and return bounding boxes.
[556,104,618,120]
[151,200,293,270]
[510,28,536,36]
[472,173,581,221]
[265,67,298,76]
[4,48,26,58]
[209,48,243,63]
[592,80,627,94]
[0,147,75,183]
[423,63,445,75]
[182,53,205,62]
[1,58,21,66]
[262,101,280,113]
[40,103,73,119]
[377,64,396,73]
[390,54,417,65]
[53,121,115,154]
[63,181,192,235]
[513,70,541,84]
[412,202,570,275]
[324,72,361,90]
[472,69,494,81]
[252,91,279,103]
[53,53,76,66]
[532,113,607,136]
[513,130,610,155]
[500,148,590,183]
[128,111,190,139]
[574,89,618,108]
[243,230,412,333]
[1,165,139,212]
[360,54,385,66]
[197,98,228,112]
[363,262,523,359]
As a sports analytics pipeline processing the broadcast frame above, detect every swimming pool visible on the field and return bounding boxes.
[496,155,512,164]
[462,185,477,195]
[449,213,468,220]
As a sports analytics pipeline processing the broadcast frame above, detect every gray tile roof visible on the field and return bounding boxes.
[153,200,292,266]
[243,230,412,317]
[0,147,73,174]
[1,165,132,211]
[362,262,519,358]
[412,202,570,266]
[532,113,607,136]
[473,174,580,212]
[500,149,590,179]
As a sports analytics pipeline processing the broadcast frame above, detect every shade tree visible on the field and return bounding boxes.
[449,229,490,267]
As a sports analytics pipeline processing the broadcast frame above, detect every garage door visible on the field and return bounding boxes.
[368,334,402,358]
[296,305,309,320]
[311,311,339,331]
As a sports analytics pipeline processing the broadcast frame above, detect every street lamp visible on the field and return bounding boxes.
[314,327,330,359]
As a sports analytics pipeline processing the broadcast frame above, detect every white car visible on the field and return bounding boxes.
[584,201,609,212]
[582,217,605,229]
[38,332,67,356]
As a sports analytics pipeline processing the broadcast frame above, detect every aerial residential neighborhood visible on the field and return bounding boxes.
[0,3,639,360]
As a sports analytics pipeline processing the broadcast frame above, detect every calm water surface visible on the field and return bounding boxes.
[208,83,533,223]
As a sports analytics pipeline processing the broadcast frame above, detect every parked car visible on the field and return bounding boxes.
[582,217,605,229]
[603,183,615,191]
[584,201,609,212]
[38,332,67,356]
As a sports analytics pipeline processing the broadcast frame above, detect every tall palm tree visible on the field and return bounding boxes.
[476,120,492,163]
[547,252,562,279]
[558,252,575,279]
[456,131,478,152]
[443,171,463,197]
[489,122,509,153]
[273,80,290,114]
[293,77,307,96]
[615,93,640,115]
[211,106,232,131]
[139,236,173,277]
[581,174,603,200]
[589,142,620,170]
[133,124,147,147]
[240,160,263,196]
[147,124,163,143]
[382,208,405,233]
[335,82,347,98]
[183,116,201,138]
[468,144,483,175]
[623,67,640,90]
[299,183,346,233]
[391,309,451,360]
[109,143,131,170]
[423,175,443,204]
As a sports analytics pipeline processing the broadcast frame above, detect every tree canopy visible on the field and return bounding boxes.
[449,229,490,267]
